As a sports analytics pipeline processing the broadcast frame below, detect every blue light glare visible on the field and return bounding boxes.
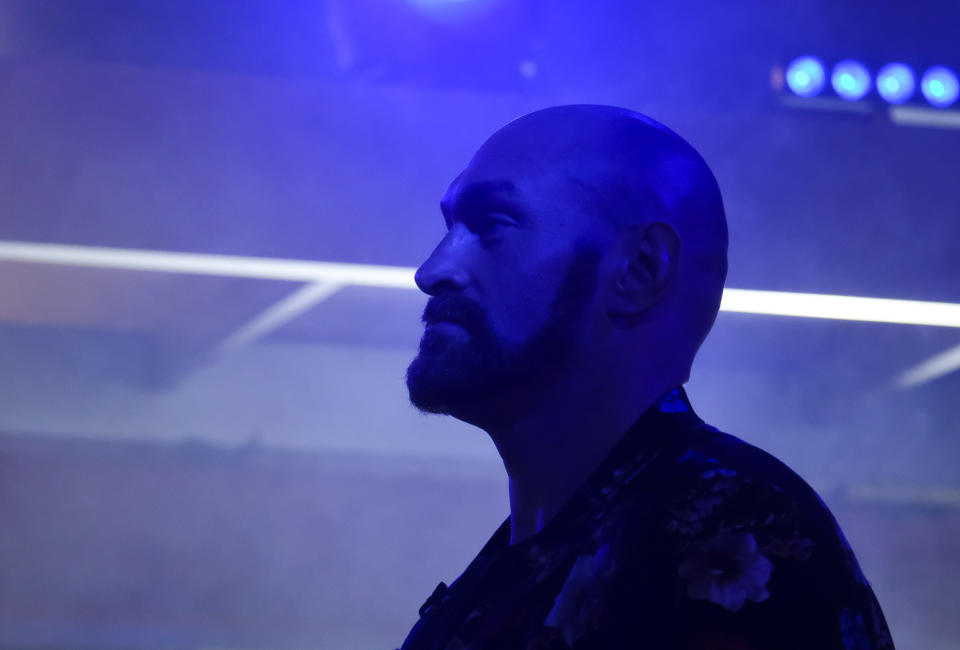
[785,57,826,97]
[407,0,494,22]
[920,66,959,108]
[831,60,871,101]
[876,63,915,104]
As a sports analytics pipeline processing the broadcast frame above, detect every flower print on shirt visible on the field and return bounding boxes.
[664,455,818,616]
[543,544,616,647]
[678,529,773,612]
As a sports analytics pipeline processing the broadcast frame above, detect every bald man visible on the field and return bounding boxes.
[399,106,893,650]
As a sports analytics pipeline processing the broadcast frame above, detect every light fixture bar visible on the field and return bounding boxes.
[844,482,960,507]
[219,282,345,352]
[1,240,959,328]
[888,105,960,129]
[0,240,416,288]
[896,343,960,388]
[720,288,960,328]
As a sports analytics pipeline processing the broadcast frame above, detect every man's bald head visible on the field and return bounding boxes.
[474,104,728,365]
[477,104,727,278]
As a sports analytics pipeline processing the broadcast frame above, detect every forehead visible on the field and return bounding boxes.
[440,141,577,217]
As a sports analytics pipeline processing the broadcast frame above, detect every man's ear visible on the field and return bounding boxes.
[609,221,679,323]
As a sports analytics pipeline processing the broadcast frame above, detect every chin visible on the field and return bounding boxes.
[404,320,561,420]
[406,354,454,415]
[405,352,490,418]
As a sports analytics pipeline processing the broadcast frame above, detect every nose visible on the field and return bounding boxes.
[414,225,471,296]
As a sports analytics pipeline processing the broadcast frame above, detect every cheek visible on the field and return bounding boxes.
[490,250,573,342]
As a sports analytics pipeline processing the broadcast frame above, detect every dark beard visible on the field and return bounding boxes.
[405,241,603,418]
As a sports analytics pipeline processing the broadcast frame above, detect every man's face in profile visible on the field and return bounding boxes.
[405,142,606,419]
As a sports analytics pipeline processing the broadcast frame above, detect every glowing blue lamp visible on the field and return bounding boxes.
[831,60,871,101]
[876,63,916,104]
[920,66,959,108]
[785,56,826,97]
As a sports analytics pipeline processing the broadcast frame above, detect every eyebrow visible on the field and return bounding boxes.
[440,180,520,226]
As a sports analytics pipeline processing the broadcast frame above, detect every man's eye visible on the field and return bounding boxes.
[472,213,514,236]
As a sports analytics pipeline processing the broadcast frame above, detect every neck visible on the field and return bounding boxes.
[481,370,677,546]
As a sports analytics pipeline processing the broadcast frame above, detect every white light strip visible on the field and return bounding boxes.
[1,240,959,328]
[896,342,960,388]
[844,483,960,507]
[219,282,344,352]
[0,240,417,288]
[720,288,960,328]
[889,105,960,130]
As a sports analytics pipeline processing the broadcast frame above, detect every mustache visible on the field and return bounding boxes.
[422,295,486,330]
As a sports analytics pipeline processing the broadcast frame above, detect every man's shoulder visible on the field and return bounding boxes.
[593,422,895,649]
[605,419,863,595]
[674,424,812,484]
[657,422,833,524]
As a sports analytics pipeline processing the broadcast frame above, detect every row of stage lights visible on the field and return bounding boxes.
[784,56,958,108]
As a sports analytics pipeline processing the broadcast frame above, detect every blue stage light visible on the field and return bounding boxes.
[831,60,871,101]
[876,63,915,104]
[785,57,826,97]
[920,66,959,108]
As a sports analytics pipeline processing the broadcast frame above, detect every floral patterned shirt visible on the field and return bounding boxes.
[398,387,894,650]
